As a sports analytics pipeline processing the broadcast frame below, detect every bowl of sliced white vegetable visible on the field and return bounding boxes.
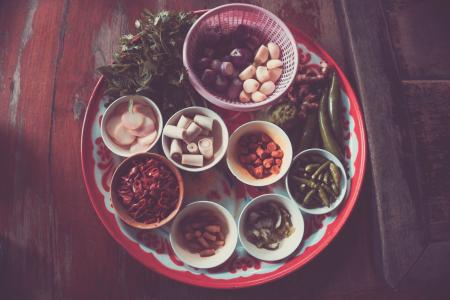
[161,106,229,172]
[100,95,163,157]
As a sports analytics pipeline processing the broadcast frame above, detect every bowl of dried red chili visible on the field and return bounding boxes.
[110,152,184,229]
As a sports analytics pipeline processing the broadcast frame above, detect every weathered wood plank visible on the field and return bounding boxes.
[336,0,426,287]
[2,0,447,298]
[382,0,450,80]
[1,0,376,298]
[401,80,450,242]
[47,0,132,299]
[402,241,450,288]
[0,0,65,298]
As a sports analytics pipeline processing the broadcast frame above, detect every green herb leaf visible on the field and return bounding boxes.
[97,10,201,119]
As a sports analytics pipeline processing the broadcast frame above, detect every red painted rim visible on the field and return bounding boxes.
[81,22,366,289]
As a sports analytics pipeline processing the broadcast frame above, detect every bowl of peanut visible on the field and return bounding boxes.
[169,201,238,269]
[226,121,293,186]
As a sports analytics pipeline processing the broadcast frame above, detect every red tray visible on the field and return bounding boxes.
[81,22,366,288]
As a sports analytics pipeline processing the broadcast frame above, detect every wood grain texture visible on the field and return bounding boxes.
[337,0,450,289]
[337,0,426,287]
[0,0,66,299]
[0,0,447,299]
[401,81,450,242]
[382,0,450,80]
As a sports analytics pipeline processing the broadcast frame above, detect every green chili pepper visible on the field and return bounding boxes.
[298,112,318,152]
[291,176,317,189]
[305,163,320,173]
[303,189,316,206]
[312,161,330,179]
[321,183,337,198]
[318,172,325,181]
[317,187,330,207]
[324,172,330,184]
[328,72,343,146]
[319,85,343,161]
[329,163,341,187]
[331,183,340,196]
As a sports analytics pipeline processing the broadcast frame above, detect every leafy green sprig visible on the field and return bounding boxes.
[97,10,203,119]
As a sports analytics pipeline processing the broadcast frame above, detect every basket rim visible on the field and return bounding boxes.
[183,3,299,112]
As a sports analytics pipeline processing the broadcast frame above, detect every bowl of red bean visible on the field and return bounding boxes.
[110,153,184,229]
[226,121,293,186]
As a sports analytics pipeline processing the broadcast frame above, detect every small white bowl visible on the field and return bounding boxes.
[238,194,304,261]
[161,107,229,172]
[226,121,293,186]
[169,201,238,269]
[100,95,163,157]
[285,148,348,215]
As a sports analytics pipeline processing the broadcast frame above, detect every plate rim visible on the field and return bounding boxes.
[80,22,367,289]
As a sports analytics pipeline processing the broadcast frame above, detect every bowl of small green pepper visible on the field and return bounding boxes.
[286,148,347,215]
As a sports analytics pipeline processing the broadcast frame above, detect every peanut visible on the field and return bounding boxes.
[200,249,215,257]
[215,240,225,247]
[182,211,226,256]
[203,231,217,241]
[197,236,210,248]
[205,225,221,233]
[185,232,194,240]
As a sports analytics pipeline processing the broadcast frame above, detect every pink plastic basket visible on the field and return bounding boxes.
[183,4,298,112]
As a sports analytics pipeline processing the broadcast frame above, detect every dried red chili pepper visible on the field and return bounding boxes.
[116,158,179,223]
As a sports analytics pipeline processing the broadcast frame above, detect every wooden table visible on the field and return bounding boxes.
[1,0,448,299]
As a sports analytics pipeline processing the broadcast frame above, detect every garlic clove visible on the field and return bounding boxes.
[267,42,280,59]
[259,81,276,96]
[256,66,270,83]
[254,45,269,65]
[239,90,252,103]
[251,91,268,102]
[268,68,282,82]
[266,59,283,70]
[243,78,260,93]
[239,64,256,81]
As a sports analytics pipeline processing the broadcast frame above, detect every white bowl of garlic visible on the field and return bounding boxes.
[100,95,163,157]
[161,107,229,172]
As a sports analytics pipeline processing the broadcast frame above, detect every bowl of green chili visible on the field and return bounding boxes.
[286,148,348,215]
